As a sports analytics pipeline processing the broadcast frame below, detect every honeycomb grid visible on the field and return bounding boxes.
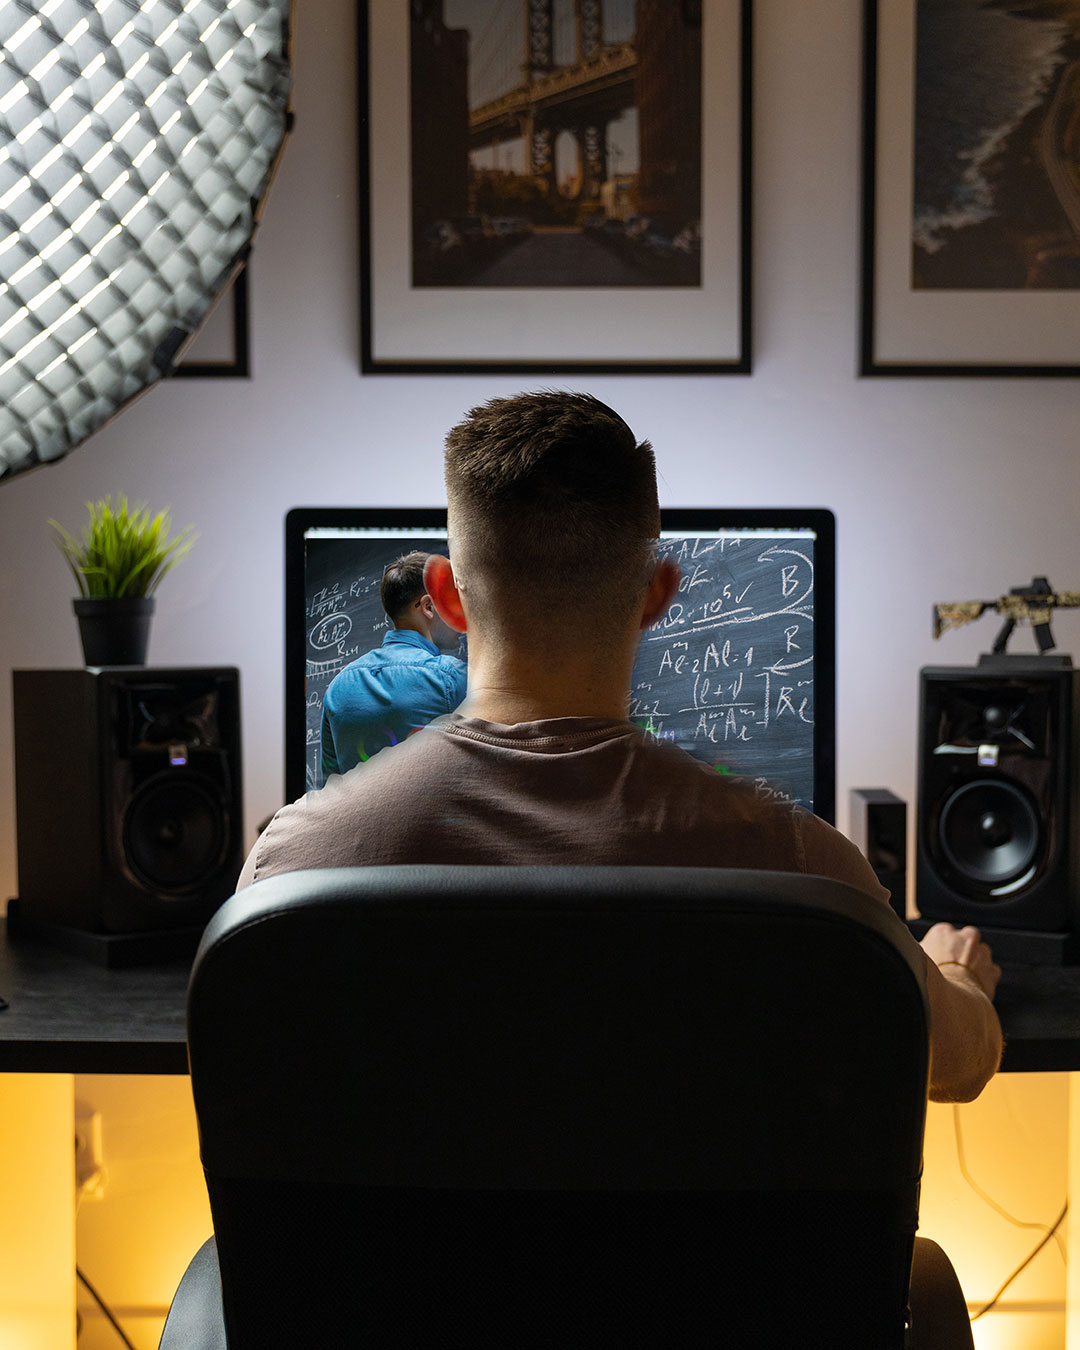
[0,0,291,478]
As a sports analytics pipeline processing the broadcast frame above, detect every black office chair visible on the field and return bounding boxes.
[160,865,958,1348]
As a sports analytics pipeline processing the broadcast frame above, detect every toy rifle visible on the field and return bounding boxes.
[933,577,1080,654]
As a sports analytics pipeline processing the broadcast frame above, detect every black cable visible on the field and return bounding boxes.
[953,1104,1067,1258]
[952,1103,1069,1321]
[968,1200,1068,1322]
[76,1266,138,1350]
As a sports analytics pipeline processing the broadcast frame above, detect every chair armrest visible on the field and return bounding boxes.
[158,1236,226,1350]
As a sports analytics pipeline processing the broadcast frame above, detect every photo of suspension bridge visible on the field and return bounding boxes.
[410,0,703,287]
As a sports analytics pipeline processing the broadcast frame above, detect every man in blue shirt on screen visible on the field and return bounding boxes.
[320,551,467,777]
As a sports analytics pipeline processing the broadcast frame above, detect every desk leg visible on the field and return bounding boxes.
[0,1074,75,1349]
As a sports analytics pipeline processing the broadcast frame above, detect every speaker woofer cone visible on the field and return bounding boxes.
[938,778,1040,889]
[124,773,226,893]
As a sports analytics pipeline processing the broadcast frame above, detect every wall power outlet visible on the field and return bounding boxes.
[75,1104,106,1199]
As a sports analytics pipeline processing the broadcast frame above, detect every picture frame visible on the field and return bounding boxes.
[861,0,1080,377]
[359,0,751,374]
[173,266,250,379]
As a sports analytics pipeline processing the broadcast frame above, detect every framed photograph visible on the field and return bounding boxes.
[861,0,1080,376]
[359,0,751,374]
[174,267,250,379]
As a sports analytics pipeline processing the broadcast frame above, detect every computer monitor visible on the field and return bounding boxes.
[284,507,836,821]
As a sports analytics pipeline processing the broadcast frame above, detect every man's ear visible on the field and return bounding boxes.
[424,554,468,633]
[640,556,681,630]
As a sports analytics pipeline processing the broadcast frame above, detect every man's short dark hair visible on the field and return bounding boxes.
[380,551,429,623]
[444,391,659,624]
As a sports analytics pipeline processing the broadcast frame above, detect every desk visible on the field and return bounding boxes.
[2,922,1080,1348]
[0,921,190,1074]
[2,919,1080,1075]
[992,964,1080,1072]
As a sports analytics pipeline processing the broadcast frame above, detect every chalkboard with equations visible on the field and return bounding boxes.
[286,509,835,819]
[630,530,823,812]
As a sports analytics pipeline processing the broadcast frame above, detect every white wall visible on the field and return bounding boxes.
[2,0,1079,892]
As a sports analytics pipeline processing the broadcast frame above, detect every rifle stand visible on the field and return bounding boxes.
[977,652,1073,673]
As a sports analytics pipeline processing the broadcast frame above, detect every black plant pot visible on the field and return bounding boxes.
[74,596,155,666]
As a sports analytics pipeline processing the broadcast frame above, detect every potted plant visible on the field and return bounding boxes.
[49,496,196,666]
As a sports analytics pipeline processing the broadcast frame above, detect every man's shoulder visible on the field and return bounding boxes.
[630,739,883,890]
[328,648,381,682]
[242,726,455,884]
[630,731,764,796]
[432,650,467,674]
[323,652,381,711]
[381,633,463,669]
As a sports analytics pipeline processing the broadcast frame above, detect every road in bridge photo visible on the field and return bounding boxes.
[459,226,696,287]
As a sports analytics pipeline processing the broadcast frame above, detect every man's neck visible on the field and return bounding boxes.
[460,644,633,725]
[391,619,431,642]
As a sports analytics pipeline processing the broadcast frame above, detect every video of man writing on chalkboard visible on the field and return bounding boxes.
[301,527,818,811]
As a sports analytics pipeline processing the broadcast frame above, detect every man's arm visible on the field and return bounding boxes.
[800,816,1002,1102]
[919,922,1002,1102]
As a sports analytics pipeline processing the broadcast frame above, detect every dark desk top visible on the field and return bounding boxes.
[993,964,1080,1073]
[0,920,190,1074]
[1,919,1079,1076]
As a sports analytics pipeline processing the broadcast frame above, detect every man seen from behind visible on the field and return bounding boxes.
[246,391,1002,1105]
[319,550,467,778]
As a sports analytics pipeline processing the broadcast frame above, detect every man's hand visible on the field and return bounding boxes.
[920,922,1001,1000]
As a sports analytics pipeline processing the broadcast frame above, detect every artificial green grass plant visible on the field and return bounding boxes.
[49,495,196,599]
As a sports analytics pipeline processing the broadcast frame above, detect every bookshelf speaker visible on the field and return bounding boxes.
[916,658,1080,947]
[13,667,243,938]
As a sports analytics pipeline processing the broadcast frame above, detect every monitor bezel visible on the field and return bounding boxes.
[284,506,836,822]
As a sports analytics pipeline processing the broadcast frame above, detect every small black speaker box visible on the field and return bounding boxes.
[12,667,243,956]
[850,789,907,921]
[916,656,1080,961]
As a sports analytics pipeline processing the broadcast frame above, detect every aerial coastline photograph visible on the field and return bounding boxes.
[913,0,1080,289]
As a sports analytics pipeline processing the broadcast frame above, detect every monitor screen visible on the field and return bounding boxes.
[284,507,835,821]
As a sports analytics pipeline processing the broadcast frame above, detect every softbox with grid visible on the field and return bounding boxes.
[0,0,291,480]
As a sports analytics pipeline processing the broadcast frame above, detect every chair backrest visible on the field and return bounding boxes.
[187,865,930,1347]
